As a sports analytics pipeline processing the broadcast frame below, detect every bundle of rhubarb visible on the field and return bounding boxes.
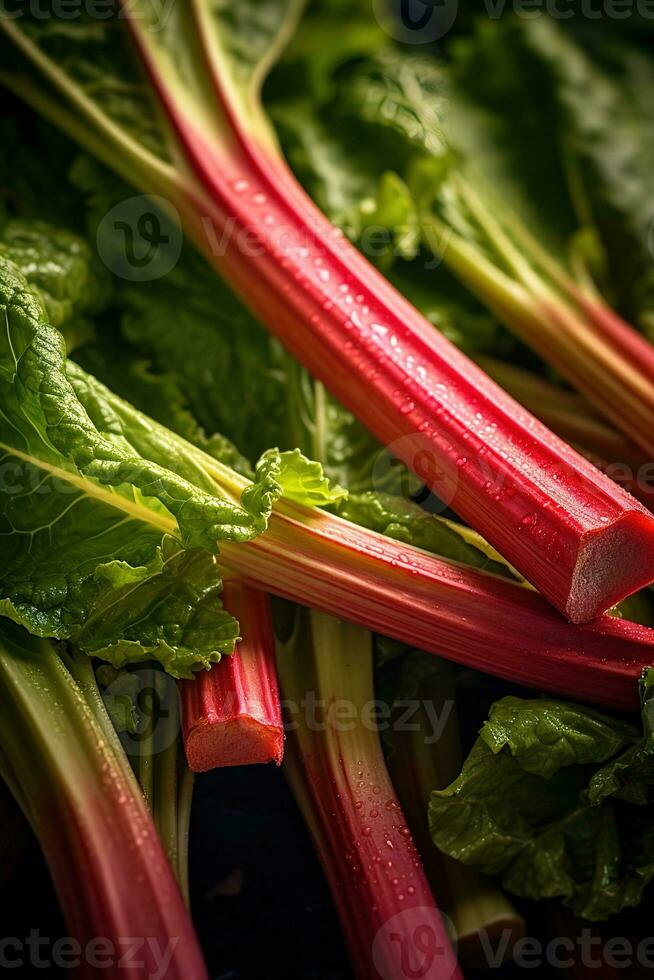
[1,2,654,977]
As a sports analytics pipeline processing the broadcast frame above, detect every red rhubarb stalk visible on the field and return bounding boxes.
[218,495,654,712]
[418,175,654,461]
[476,357,654,508]
[276,609,463,980]
[123,432,654,713]
[0,625,207,980]
[5,10,654,622]
[181,582,283,771]
[386,655,525,966]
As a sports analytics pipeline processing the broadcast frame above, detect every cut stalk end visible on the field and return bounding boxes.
[569,514,654,623]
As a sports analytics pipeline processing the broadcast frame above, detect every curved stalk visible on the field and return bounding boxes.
[0,625,207,980]
[276,609,462,980]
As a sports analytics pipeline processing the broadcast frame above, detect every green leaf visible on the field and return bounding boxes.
[271,99,382,238]
[488,18,654,331]
[430,695,654,920]
[117,249,288,463]
[270,0,388,100]
[251,448,347,508]
[0,255,274,672]
[76,337,254,479]
[11,9,169,160]
[0,218,110,349]
[77,541,240,678]
[480,696,637,778]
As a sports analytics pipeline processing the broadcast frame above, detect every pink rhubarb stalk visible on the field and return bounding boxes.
[0,625,207,980]
[215,494,654,712]
[386,656,525,966]
[476,356,654,509]
[181,582,283,771]
[277,609,462,980]
[418,175,654,462]
[110,3,654,623]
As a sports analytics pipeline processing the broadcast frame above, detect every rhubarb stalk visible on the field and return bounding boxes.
[0,624,207,980]
[476,357,653,508]
[276,608,462,980]
[413,168,654,459]
[386,655,525,966]
[4,8,654,621]
[94,661,196,904]
[206,470,654,712]
[89,405,654,713]
[181,582,283,771]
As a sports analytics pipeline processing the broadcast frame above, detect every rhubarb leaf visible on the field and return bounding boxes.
[272,0,387,99]
[75,542,240,676]
[430,695,654,919]
[479,697,637,779]
[117,251,288,462]
[493,18,654,332]
[0,218,110,350]
[252,448,347,508]
[0,255,280,673]
[271,100,420,263]
[76,339,254,479]
[9,10,168,160]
